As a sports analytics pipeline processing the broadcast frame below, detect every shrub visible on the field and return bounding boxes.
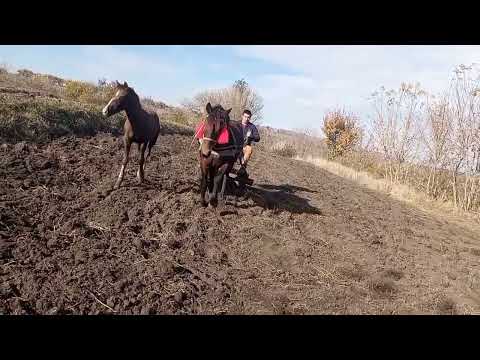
[322,109,362,159]
[162,108,194,127]
[270,141,297,158]
[64,80,96,102]
[0,95,124,143]
[64,80,116,106]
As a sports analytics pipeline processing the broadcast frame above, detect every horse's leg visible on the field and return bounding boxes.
[219,172,227,200]
[208,166,215,197]
[114,137,132,189]
[147,116,160,173]
[143,142,150,172]
[199,164,208,207]
[210,163,228,207]
[137,142,146,183]
[219,161,234,201]
[143,135,157,172]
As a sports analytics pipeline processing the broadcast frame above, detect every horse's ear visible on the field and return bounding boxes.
[123,81,128,88]
[115,80,120,87]
[226,108,232,115]
[206,103,212,114]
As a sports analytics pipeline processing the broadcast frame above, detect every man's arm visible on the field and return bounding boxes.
[246,124,260,144]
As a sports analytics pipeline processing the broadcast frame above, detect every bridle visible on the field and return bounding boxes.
[200,114,226,158]
[203,116,225,141]
[202,136,217,144]
[190,120,218,148]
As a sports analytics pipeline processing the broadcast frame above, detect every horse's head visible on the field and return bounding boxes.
[200,102,232,158]
[102,81,137,117]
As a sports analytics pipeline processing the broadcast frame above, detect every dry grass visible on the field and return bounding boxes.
[269,141,297,158]
[0,69,169,112]
[161,107,196,127]
[0,69,65,98]
[296,155,480,224]
[0,93,125,143]
[258,127,327,159]
[0,68,194,143]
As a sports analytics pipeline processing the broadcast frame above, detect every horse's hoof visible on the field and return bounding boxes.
[201,201,208,207]
[218,198,226,208]
[209,199,218,208]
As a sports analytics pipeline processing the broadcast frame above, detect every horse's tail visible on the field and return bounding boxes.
[150,113,161,148]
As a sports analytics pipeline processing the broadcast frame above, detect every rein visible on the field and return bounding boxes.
[190,120,205,148]
[192,117,238,162]
[190,118,224,148]
[202,137,217,143]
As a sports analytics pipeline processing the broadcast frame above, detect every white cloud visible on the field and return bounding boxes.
[77,46,178,82]
[74,46,201,106]
[295,97,318,108]
[4,45,480,132]
[234,45,480,130]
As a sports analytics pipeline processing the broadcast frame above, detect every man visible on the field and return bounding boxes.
[237,109,260,178]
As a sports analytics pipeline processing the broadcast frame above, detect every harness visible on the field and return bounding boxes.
[195,119,242,159]
[202,136,217,143]
[195,119,229,144]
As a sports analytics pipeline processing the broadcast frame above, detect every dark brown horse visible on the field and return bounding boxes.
[198,103,244,207]
[102,81,161,189]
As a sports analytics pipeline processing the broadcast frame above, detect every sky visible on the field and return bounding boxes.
[1,45,480,132]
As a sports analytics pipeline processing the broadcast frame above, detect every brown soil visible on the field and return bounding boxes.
[1,129,480,314]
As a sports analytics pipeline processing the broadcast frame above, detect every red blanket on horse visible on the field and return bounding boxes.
[195,120,230,144]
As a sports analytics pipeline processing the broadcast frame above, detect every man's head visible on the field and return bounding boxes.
[241,109,252,125]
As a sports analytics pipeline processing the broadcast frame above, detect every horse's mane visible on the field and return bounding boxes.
[127,87,141,104]
[208,104,232,123]
[211,104,225,112]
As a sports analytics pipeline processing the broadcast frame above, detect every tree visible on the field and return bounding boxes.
[446,64,480,209]
[419,92,454,198]
[369,82,427,183]
[182,79,264,124]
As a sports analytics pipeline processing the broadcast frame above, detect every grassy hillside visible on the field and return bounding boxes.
[0,67,326,157]
[0,68,193,143]
[1,66,478,214]
[0,92,124,143]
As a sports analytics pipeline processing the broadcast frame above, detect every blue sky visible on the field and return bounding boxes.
[1,45,480,132]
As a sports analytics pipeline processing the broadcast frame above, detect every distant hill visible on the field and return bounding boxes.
[0,65,327,158]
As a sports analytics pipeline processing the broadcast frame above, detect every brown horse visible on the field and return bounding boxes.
[102,81,161,189]
[198,103,244,207]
